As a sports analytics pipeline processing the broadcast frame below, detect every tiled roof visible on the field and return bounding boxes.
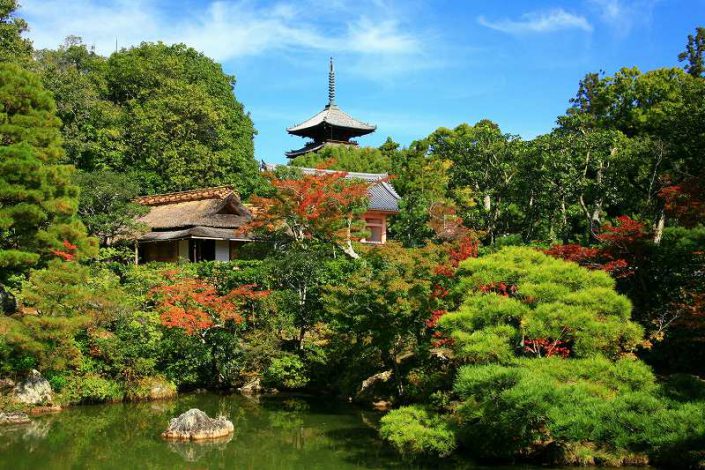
[368,182,401,212]
[285,141,327,158]
[287,105,376,135]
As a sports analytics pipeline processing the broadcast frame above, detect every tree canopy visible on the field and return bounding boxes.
[0,0,31,63]
[679,26,705,77]
[35,40,261,196]
[290,143,393,173]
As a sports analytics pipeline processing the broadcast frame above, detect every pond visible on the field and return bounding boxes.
[0,393,559,469]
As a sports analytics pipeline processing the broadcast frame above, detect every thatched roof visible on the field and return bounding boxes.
[136,187,251,241]
[136,186,234,206]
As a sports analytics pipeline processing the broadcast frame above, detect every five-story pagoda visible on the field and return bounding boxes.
[286,58,376,158]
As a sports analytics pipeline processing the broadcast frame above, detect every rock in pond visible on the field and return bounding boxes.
[238,378,277,395]
[162,409,234,441]
[0,411,31,426]
[12,370,53,405]
[355,370,394,406]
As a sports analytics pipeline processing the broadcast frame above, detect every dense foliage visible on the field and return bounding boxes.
[34,38,260,196]
[0,5,703,467]
[381,248,705,466]
[291,144,392,173]
[74,170,148,247]
[0,0,31,63]
[0,62,95,282]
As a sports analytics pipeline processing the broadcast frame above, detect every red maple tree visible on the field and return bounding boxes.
[150,276,268,339]
[659,174,705,228]
[425,229,479,343]
[545,216,648,278]
[243,168,371,258]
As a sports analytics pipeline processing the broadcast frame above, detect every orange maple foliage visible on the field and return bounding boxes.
[545,216,648,278]
[150,277,268,337]
[243,169,371,255]
[659,174,705,227]
[51,240,78,262]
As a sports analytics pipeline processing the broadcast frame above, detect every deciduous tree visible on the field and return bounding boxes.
[245,169,370,258]
[0,0,31,63]
[678,26,705,77]
[74,170,148,246]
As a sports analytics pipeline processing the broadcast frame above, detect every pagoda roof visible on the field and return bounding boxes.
[285,140,361,158]
[287,104,376,136]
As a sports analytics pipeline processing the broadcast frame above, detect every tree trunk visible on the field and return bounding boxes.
[297,285,307,350]
[590,159,605,238]
[340,240,359,259]
[483,194,491,212]
[298,325,306,350]
[340,216,359,259]
[653,208,666,245]
[561,197,568,232]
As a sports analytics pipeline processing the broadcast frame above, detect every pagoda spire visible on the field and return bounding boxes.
[285,57,376,158]
[328,57,335,107]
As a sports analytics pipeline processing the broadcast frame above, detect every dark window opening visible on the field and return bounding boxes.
[189,239,215,262]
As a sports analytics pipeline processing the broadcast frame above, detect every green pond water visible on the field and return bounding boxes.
[0,393,575,470]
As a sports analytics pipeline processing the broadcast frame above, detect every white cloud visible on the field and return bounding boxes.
[20,0,424,73]
[587,0,658,35]
[590,0,623,21]
[478,9,593,34]
[345,18,418,54]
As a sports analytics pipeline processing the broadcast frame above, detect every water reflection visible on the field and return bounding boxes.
[167,434,234,462]
[0,392,560,470]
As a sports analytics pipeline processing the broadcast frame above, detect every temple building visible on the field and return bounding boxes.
[134,169,400,262]
[133,59,400,263]
[263,164,400,244]
[135,187,251,263]
[286,58,376,158]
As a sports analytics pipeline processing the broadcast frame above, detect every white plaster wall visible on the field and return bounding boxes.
[178,240,190,262]
[215,240,230,261]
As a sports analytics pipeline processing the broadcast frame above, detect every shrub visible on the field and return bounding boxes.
[58,373,124,405]
[124,376,177,401]
[439,247,644,361]
[379,406,456,458]
[263,354,308,389]
[157,328,213,389]
[393,247,705,466]
[452,357,705,464]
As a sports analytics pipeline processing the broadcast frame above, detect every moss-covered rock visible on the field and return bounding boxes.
[162,409,234,441]
[125,376,176,401]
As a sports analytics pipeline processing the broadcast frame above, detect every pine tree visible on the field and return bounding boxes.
[0,63,95,281]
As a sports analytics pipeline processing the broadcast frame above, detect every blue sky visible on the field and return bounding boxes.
[19,0,705,164]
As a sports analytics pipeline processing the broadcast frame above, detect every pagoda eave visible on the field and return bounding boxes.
[286,140,360,158]
[287,124,376,139]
